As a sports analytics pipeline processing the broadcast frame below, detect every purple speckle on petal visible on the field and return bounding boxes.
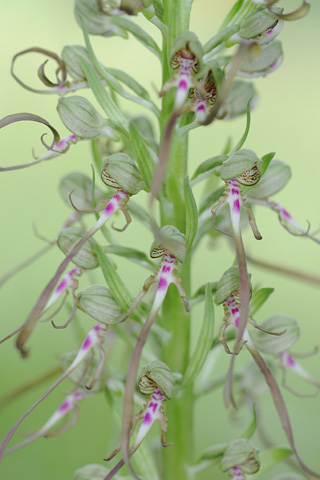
[58,401,70,413]
[287,354,296,367]
[197,104,205,112]
[234,316,240,328]
[143,412,152,425]
[149,401,158,413]
[179,79,188,91]
[233,199,240,213]
[57,139,67,149]
[82,337,92,350]
[106,202,115,213]
[93,325,100,332]
[158,277,167,289]
[114,194,121,201]
[56,278,67,293]
[281,209,292,220]
[162,265,171,273]
[231,188,238,196]
[231,308,238,315]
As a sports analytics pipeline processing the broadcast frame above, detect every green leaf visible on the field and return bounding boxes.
[129,121,155,190]
[229,97,252,154]
[79,57,129,136]
[260,152,276,177]
[191,155,227,185]
[238,404,257,440]
[183,284,215,385]
[199,186,225,215]
[184,177,198,250]
[204,25,240,55]
[250,287,274,316]
[253,447,292,478]
[102,245,156,270]
[113,17,161,59]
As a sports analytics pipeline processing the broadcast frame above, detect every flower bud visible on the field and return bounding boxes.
[75,0,127,37]
[223,80,257,119]
[219,149,260,182]
[138,360,175,399]
[150,225,186,263]
[215,266,239,305]
[170,31,203,74]
[248,159,291,199]
[250,315,300,354]
[61,45,94,82]
[101,153,144,195]
[78,285,123,324]
[59,171,106,210]
[239,40,283,77]
[239,6,283,44]
[221,439,260,474]
[57,226,99,269]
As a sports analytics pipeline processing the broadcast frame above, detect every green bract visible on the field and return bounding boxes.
[250,315,300,354]
[57,96,111,138]
[57,227,99,269]
[61,45,95,81]
[74,0,127,37]
[59,171,106,210]
[239,6,282,41]
[150,225,186,263]
[239,41,283,77]
[138,360,175,399]
[78,285,124,324]
[247,159,291,198]
[101,153,144,195]
[223,80,257,119]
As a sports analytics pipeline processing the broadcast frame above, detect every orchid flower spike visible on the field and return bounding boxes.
[104,361,174,480]
[0,324,108,461]
[4,390,86,456]
[160,31,203,110]
[215,267,285,354]
[212,149,263,240]
[189,68,218,123]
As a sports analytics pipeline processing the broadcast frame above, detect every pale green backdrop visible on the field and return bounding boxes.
[0,1,320,479]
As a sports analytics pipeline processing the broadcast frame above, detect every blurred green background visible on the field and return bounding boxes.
[0,1,320,479]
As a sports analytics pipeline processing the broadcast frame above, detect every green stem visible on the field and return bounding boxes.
[159,2,193,478]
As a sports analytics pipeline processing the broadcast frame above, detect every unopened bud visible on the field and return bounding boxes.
[57,226,99,269]
[221,439,260,475]
[250,314,300,354]
[138,360,175,399]
[150,225,186,263]
[101,153,144,195]
[78,285,123,324]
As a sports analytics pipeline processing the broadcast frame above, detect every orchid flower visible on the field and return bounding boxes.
[189,69,217,123]
[4,390,85,455]
[42,267,82,316]
[0,323,107,461]
[160,32,203,111]
[105,361,174,480]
